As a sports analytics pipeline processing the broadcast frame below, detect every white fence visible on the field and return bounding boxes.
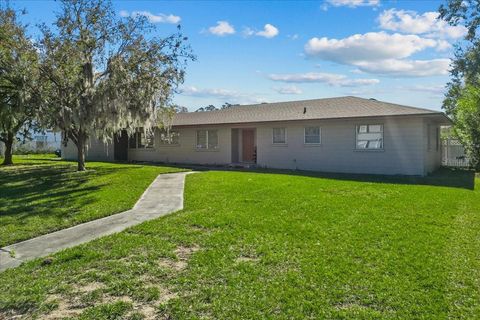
[442,139,470,167]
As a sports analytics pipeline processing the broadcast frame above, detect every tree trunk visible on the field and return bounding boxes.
[2,132,14,166]
[76,133,87,171]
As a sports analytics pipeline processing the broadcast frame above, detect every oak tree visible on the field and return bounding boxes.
[39,0,194,171]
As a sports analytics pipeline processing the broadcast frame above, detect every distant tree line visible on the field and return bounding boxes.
[195,102,239,112]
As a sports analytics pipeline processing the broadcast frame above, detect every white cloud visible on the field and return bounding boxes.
[325,0,380,8]
[269,72,379,87]
[378,9,467,39]
[180,86,241,98]
[121,11,181,24]
[255,24,279,38]
[208,21,235,36]
[305,32,440,63]
[399,84,446,95]
[304,31,451,77]
[242,27,255,37]
[354,58,450,77]
[287,34,299,40]
[180,86,266,105]
[243,24,280,38]
[273,85,303,94]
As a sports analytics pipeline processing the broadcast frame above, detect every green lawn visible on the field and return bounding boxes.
[0,155,186,246]
[1,166,479,319]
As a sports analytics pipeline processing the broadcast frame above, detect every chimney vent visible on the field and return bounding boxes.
[303,107,307,114]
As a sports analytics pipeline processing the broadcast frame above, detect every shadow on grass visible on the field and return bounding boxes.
[0,165,101,219]
[0,157,184,246]
[161,163,476,191]
[0,159,147,221]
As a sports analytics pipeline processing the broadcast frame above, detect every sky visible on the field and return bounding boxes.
[11,0,463,111]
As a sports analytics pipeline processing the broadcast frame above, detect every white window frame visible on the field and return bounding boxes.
[304,127,321,145]
[196,129,218,150]
[272,128,287,145]
[355,124,384,150]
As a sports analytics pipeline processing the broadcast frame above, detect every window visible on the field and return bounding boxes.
[304,127,321,144]
[196,130,218,150]
[129,128,154,149]
[159,130,180,145]
[356,124,383,150]
[273,128,286,144]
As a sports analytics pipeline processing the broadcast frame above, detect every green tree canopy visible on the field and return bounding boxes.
[0,7,41,165]
[454,85,480,168]
[439,0,480,169]
[39,0,194,171]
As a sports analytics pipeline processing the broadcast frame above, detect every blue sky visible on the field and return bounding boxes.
[13,0,463,111]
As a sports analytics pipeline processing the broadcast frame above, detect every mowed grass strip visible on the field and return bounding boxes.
[0,168,479,319]
[0,155,186,246]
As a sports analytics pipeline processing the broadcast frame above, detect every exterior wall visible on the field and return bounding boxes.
[128,127,232,165]
[255,117,425,176]
[60,116,435,176]
[423,120,442,174]
[62,137,114,161]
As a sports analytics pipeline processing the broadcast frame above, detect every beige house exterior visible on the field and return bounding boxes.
[62,96,450,176]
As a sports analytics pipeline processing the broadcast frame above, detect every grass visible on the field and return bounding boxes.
[0,154,186,247]
[1,165,479,319]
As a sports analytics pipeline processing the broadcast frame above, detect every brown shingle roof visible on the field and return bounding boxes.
[173,96,448,126]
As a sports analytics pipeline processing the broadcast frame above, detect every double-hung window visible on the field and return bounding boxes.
[272,128,286,144]
[196,130,218,150]
[356,124,383,150]
[129,128,154,149]
[304,127,321,144]
[159,130,180,145]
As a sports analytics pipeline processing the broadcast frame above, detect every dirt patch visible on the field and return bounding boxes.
[135,304,158,319]
[158,257,187,271]
[174,245,200,260]
[43,283,177,319]
[0,310,25,320]
[73,281,106,293]
[104,295,133,304]
[334,302,368,311]
[44,294,83,320]
[190,224,212,233]
[235,256,260,264]
[158,245,201,271]
[129,288,177,319]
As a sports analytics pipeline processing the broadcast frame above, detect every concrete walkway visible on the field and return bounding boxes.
[0,171,193,272]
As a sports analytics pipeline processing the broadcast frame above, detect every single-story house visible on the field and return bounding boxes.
[62,96,451,176]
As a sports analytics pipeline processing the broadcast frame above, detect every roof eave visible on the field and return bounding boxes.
[172,112,452,128]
